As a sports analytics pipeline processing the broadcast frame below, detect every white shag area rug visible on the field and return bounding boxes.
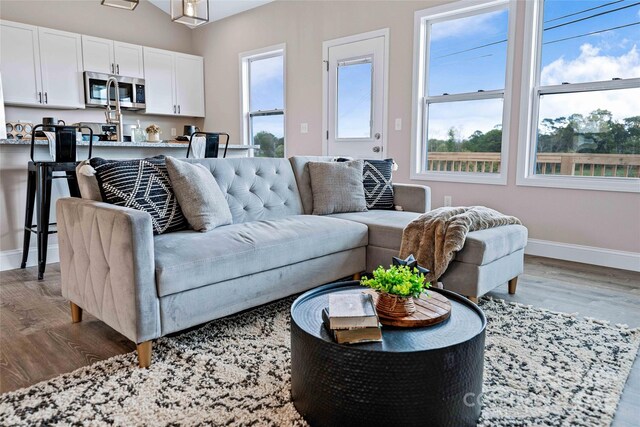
[1,297,638,426]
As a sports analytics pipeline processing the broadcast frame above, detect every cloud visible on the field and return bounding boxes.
[430,9,505,42]
[427,98,503,141]
[250,55,283,82]
[540,44,640,121]
[540,43,640,86]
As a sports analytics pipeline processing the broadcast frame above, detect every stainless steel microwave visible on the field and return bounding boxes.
[83,72,146,110]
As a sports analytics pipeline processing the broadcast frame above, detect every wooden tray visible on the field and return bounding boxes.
[364,290,452,328]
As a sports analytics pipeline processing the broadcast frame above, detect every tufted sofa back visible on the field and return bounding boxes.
[185,157,304,224]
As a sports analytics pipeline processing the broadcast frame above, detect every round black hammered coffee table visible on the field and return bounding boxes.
[290,281,486,427]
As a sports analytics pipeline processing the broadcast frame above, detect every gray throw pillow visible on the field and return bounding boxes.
[308,160,368,215]
[165,157,233,232]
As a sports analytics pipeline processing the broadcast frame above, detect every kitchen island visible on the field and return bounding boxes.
[0,139,256,271]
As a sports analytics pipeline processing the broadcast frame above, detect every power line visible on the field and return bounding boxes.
[544,1,640,31]
[434,17,640,60]
[544,0,624,23]
[544,21,640,45]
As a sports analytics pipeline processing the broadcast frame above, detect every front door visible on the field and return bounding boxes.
[324,32,387,159]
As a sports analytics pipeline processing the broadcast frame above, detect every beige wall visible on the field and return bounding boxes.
[0,0,193,53]
[192,0,640,254]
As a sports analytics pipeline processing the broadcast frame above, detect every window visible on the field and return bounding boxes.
[517,0,640,192]
[411,0,516,184]
[240,45,285,158]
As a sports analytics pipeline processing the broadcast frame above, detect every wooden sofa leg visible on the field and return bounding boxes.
[468,296,478,304]
[137,341,153,368]
[508,277,518,295]
[352,272,361,281]
[70,302,82,323]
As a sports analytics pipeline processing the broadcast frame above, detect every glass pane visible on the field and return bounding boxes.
[540,1,640,85]
[425,98,504,173]
[250,55,284,111]
[535,88,640,178]
[337,59,372,139]
[428,8,508,96]
[251,114,285,158]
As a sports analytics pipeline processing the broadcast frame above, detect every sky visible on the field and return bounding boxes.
[427,0,640,141]
[248,1,640,143]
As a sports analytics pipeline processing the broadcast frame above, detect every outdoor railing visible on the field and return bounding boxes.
[426,152,640,178]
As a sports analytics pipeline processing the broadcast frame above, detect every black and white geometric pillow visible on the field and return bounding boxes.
[90,156,187,235]
[336,158,395,209]
[363,159,394,209]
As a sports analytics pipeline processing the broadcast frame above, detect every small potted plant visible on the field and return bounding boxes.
[360,265,430,318]
[145,124,161,142]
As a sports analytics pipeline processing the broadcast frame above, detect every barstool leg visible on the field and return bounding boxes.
[66,171,81,198]
[20,168,37,269]
[36,165,53,280]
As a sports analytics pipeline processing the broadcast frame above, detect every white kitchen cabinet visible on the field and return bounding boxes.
[114,41,144,78]
[82,36,143,78]
[0,21,83,109]
[143,47,205,117]
[81,35,114,74]
[143,47,176,115]
[38,27,84,108]
[0,21,42,106]
[175,53,205,117]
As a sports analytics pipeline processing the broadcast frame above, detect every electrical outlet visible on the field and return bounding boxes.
[444,196,452,207]
[395,118,402,131]
[171,128,177,137]
[300,123,308,134]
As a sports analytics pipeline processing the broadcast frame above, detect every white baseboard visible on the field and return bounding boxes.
[525,239,640,272]
[0,245,59,272]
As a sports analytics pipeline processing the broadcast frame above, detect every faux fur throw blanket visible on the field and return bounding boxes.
[399,206,521,283]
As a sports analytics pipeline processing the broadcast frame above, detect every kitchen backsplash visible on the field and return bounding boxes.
[5,106,205,139]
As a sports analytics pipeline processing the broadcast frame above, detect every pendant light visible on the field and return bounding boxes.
[171,0,210,27]
[101,0,139,11]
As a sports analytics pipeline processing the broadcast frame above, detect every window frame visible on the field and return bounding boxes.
[239,44,286,157]
[410,0,517,185]
[516,0,640,193]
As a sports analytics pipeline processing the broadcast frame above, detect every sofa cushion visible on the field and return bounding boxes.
[154,215,368,297]
[308,160,367,215]
[289,156,337,214]
[165,157,232,232]
[454,225,528,266]
[329,212,527,266]
[329,210,419,250]
[89,156,188,235]
[185,158,304,224]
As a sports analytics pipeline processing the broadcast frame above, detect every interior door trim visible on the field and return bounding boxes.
[322,28,390,157]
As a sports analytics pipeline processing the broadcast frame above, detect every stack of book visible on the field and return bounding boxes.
[322,293,382,344]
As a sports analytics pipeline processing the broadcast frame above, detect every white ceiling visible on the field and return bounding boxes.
[148,0,273,26]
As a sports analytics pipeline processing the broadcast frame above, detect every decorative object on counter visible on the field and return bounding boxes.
[89,156,187,235]
[101,0,139,10]
[21,124,94,280]
[42,117,65,132]
[5,122,33,140]
[186,131,230,158]
[184,125,200,136]
[146,124,161,142]
[172,0,209,27]
[360,264,431,319]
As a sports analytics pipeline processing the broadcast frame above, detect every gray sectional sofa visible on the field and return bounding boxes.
[57,155,526,367]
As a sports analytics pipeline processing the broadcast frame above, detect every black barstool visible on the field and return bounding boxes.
[186,132,230,159]
[21,124,93,280]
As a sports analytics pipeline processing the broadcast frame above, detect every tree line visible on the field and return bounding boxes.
[427,109,640,155]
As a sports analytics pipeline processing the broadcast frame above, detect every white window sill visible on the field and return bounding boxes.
[516,174,640,193]
[410,171,507,186]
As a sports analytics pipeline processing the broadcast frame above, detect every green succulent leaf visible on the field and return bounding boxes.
[360,265,431,298]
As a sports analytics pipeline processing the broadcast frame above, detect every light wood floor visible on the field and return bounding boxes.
[1,256,639,425]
